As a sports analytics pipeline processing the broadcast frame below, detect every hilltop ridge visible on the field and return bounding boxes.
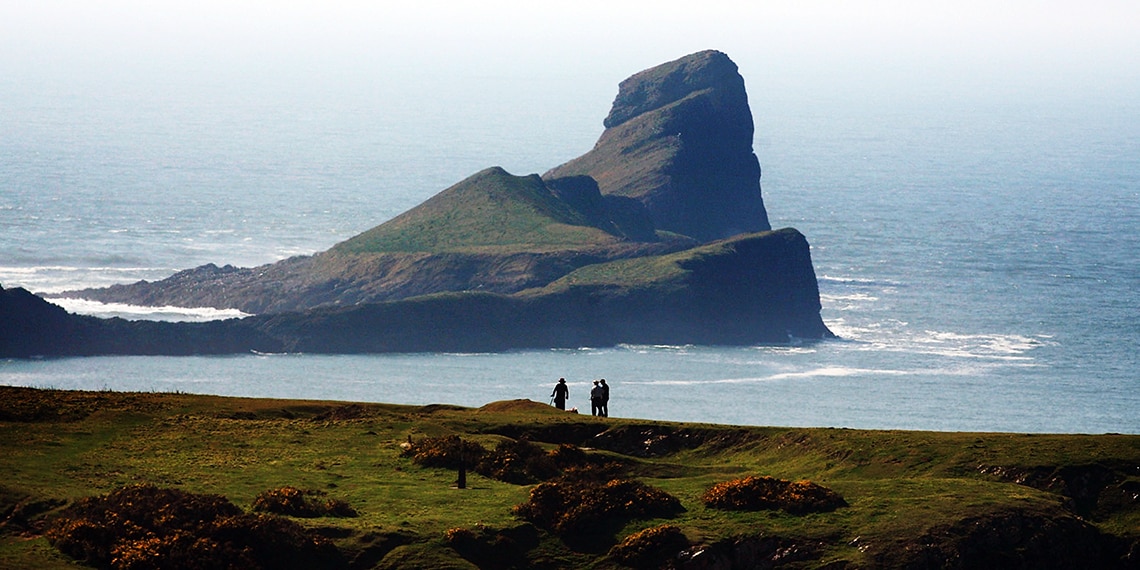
[545,50,770,241]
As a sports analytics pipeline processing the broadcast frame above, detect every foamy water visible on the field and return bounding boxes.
[48,298,250,322]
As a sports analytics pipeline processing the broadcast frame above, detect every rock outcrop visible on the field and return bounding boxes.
[544,50,770,241]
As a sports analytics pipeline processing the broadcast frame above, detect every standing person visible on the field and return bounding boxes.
[590,380,604,417]
[599,378,609,417]
[550,378,569,410]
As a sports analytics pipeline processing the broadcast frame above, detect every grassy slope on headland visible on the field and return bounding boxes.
[0,386,1136,569]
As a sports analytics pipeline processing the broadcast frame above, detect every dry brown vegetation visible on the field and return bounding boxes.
[46,485,342,570]
[701,475,848,514]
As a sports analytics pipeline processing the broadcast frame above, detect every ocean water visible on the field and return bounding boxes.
[2,66,1138,434]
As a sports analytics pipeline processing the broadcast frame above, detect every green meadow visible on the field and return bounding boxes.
[1,386,1136,568]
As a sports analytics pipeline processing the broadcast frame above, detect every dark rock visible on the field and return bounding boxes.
[676,534,826,570]
[544,50,771,241]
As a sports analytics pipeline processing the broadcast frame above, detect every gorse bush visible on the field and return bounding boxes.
[701,476,847,514]
[251,487,357,518]
[46,485,343,570]
[513,476,682,535]
[607,524,690,569]
[401,435,487,469]
[475,438,559,484]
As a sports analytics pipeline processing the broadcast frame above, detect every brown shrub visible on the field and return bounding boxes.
[401,435,486,470]
[513,477,682,535]
[475,438,559,485]
[46,484,343,570]
[701,476,847,514]
[251,487,357,518]
[548,443,589,468]
[608,524,690,569]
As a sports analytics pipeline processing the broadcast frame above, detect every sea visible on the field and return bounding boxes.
[2,62,1138,434]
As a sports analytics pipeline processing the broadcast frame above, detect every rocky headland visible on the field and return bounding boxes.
[4,50,835,357]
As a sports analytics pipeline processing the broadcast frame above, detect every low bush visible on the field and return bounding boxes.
[701,476,847,514]
[251,487,357,518]
[513,476,682,535]
[401,435,486,470]
[607,524,690,569]
[475,438,559,484]
[46,484,343,570]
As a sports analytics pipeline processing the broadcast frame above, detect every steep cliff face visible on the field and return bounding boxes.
[544,50,770,241]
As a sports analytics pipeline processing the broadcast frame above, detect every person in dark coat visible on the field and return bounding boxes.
[590,380,604,417]
[599,378,609,417]
[551,378,569,410]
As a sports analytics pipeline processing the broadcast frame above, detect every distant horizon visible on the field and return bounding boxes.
[4,1,1137,105]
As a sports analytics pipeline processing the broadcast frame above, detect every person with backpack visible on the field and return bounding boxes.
[550,378,569,410]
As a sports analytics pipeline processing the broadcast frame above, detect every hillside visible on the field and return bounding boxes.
[1,387,1137,569]
[335,167,624,254]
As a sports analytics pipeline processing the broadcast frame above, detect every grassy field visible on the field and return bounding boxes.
[333,167,619,255]
[1,385,1136,569]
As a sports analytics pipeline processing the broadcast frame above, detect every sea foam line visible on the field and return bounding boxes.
[624,366,909,386]
[50,297,250,323]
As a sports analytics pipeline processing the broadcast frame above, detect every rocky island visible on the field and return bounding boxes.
[3,50,833,358]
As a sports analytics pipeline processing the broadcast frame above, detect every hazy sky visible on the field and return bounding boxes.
[4,1,1137,92]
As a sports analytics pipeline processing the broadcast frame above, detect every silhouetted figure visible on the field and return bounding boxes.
[590,380,604,417]
[599,378,609,417]
[551,378,569,410]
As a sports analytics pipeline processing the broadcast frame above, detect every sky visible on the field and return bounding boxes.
[3,1,1138,96]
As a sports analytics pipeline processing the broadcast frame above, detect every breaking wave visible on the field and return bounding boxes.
[49,297,250,322]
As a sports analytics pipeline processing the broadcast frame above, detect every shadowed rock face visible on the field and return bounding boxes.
[544,50,770,242]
